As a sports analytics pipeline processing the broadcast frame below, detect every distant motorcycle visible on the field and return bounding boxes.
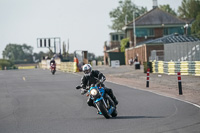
[76,81,117,119]
[50,63,56,75]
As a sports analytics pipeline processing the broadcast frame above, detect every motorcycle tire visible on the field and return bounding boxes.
[111,109,118,117]
[52,70,55,75]
[105,94,117,117]
[97,100,110,119]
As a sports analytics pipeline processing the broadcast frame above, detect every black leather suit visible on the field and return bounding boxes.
[50,60,56,65]
[81,70,118,107]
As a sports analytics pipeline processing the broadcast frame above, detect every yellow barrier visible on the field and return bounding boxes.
[152,61,200,76]
[158,61,164,74]
[168,62,175,75]
[60,62,77,72]
[195,61,200,76]
[180,62,189,75]
[18,66,36,69]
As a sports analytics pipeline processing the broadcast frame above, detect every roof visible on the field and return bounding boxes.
[136,33,200,46]
[126,8,192,27]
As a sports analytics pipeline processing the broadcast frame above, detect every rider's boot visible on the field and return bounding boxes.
[112,96,118,105]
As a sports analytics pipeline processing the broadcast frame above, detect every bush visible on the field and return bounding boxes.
[143,62,153,73]
[0,59,14,70]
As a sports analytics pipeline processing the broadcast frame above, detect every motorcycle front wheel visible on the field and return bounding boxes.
[96,100,110,119]
[51,70,55,75]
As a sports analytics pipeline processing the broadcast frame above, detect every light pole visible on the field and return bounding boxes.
[132,0,136,47]
[184,23,189,35]
[125,14,128,25]
[133,11,136,47]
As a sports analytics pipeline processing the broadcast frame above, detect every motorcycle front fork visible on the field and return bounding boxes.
[95,98,108,112]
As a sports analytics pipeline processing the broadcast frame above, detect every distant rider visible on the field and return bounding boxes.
[79,64,118,107]
[50,58,56,66]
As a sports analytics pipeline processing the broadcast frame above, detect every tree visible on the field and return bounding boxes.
[3,44,33,63]
[95,56,104,61]
[88,52,95,61]
[47,48,54,58]
[120,38,130,52]
[62,41,67,58]
[159,4,177,16]
[191,13,200,36]
[33,51,46,62]
[109,0,147,31]
[178,0,200,19]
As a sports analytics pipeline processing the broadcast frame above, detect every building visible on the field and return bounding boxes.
[104,3,195,66]
[125,33,200,65]
[123,7,194,48]
[104,32,125,65]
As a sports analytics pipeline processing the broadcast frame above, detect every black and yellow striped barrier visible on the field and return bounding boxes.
[195,61,200,76]
[152,61,200,76]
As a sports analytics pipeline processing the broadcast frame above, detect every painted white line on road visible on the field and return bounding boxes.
[107,80,200,109]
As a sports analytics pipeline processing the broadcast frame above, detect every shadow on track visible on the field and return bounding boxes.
[111,115,164,119]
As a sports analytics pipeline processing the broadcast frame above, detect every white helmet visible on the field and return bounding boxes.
[82,64,92,76]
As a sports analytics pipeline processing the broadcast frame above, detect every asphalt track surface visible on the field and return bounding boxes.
[0,69,200,133]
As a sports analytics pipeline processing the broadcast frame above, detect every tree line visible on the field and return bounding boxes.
[1,43,103,67]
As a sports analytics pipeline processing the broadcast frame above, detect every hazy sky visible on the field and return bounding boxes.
[0,0,182,58]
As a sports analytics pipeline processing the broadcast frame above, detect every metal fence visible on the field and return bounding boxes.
[149,42,200,61]
[164,42,200,61]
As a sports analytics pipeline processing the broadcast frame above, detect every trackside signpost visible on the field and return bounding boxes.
[177,72,183,95]
[146,68,150,87]
[37,37,61,54]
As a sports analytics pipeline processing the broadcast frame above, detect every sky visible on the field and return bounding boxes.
[0,0,182,58]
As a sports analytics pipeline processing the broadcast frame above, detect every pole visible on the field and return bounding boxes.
[133,12,137,47]
[59,37,61,54]
[146,68,150,87]
[133,11,135,47]
[125,14,128,25]
[177,72,183,95]
[54,38,56,54]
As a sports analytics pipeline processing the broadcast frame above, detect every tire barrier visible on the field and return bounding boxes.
[60,62,77,72]
[168,62,175,75]
[164,61,168,74]
[152,61,200,76]
[158,61,164,74]
[39,59,79,73]
[195,61,200,76]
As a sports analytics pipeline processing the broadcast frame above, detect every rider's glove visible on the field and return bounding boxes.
[100,77,106,83]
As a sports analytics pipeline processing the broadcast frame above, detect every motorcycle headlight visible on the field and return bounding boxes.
[90,89,98,96]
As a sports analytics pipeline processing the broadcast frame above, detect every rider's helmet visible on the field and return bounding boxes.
[51,58,54,61]
[82,64,92,76]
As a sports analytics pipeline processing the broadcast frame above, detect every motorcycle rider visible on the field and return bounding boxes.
[79,64,118,107]
[50,58,56,66]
